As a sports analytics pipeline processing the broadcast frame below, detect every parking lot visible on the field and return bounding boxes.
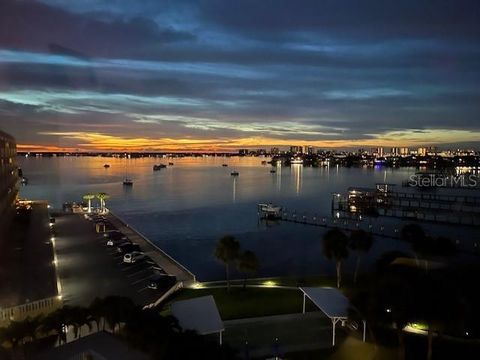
[53,213,176,307]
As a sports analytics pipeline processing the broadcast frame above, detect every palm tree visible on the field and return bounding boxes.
[96,192,110,214]
[89,297,106,331]
[102,296,136,334]
[214,235,240,291]
[69,306,92,338]
[41,307,71,345]
[349,229,374,283]
[83,193,96,213]
[237,250,259,289]
[371,266,417,360]
[322,228,349,288]
[0,320,28,350]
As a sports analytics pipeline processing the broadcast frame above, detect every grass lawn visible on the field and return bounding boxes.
[164,286,319,320]
[202,275,337,288]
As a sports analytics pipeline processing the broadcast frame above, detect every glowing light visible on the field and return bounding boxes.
[262,280,277,288]
[192,282,205,289]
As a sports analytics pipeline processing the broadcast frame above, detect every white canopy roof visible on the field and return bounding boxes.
[171,295,224,335]
[300,287,349,319]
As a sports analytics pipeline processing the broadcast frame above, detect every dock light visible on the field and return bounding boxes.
[386,308,392,313]
[192,282,205,289]
[263,280,277,288]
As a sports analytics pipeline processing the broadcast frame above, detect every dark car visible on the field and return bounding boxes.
[116,243,141,254]
[104,230,127,240]
[147,274,176,290]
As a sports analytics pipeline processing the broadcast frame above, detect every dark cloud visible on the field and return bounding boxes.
[0,0,479,148]
[0,0,194,59]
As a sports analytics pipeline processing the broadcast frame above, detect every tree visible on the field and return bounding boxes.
[69,306,92,338]
[96,192,110,214]
[349,229,374,283]
[214,235,240,291]
[322,228,349,288]
[83,193,96,213]
[41,307,71,345]
[89,297,106,331]
[101,296,135,333]
[369,266,417,360]
[400,223,427,266]
[237,250,259,289]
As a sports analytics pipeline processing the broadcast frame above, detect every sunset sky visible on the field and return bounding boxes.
[1,0,480,151]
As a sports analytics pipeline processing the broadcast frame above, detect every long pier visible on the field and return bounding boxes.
[259,208,400,239]
[108,212,196,284]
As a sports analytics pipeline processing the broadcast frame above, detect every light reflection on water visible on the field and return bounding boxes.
[18,156,480,280]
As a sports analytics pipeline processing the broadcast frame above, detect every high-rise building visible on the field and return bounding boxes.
[371,147,384,157]
[290,146,303,154]
[400,147,410,156]
[417,147,428,156]
[0,130,18,240]
[305,146,314,155]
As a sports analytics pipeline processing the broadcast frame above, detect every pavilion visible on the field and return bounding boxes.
[171,295,225,345]
[300,287,366,346]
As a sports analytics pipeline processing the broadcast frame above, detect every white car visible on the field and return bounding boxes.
[123,251,145,264]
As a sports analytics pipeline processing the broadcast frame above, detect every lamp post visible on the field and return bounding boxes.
[83,193,95,213]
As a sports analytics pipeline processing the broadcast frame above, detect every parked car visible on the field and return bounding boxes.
[116,243,141,254]
[104,230,127,241]
[106,237,130,247]
[123,251,145,264]
[147,274,176,290]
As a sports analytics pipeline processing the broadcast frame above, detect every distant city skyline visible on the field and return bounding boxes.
[1,1,480,151]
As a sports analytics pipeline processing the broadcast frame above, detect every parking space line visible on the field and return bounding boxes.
[127,268,151,278]
[131,275,152,285]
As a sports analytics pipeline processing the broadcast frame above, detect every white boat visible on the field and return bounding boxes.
[231,170,239,176]
[290,157,303,165]
[257,203,282,218]
[123,178,133,186]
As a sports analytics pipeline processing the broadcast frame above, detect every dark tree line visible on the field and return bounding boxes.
[0,296,237,359]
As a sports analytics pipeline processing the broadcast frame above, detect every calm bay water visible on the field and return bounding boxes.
[17,156,479,280]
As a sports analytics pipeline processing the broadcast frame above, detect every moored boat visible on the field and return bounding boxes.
[123,178,133,186]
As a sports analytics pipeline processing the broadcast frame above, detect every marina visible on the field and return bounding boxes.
[332,184,480,226]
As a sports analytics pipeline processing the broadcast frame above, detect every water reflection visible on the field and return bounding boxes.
[292,164,303,195]
[232,177,237,203]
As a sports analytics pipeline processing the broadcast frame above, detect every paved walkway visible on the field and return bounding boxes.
[107,213,196,284]
[221,312,343,358]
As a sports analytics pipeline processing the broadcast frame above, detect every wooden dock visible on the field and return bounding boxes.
[260,208,400,239]
[107,212,196,285]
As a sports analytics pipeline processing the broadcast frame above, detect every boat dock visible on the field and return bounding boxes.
[331,185,480,226]
[258,205,399,239]
[107,213,196,285]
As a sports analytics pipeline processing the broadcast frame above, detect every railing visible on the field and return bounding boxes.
[143,282,184,310]
[0,296,62,326]
[108,211,196,282]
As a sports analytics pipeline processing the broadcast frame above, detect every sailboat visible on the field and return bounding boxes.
[123,155,133,186]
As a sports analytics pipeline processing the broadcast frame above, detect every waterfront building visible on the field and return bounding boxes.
[290,145,303,154]
[400,147,410,156]
[371,147,384,157]
[417,147,427,156]
[238,149,249,156]
[270,147,280,155]
[0,130,18,241]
